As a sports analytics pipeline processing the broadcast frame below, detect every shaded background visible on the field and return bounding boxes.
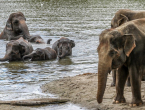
[0,0,144,109]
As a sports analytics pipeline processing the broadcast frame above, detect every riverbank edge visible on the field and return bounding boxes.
[41,73,145,110]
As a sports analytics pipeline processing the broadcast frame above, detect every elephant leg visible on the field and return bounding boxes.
[129,65,143,107]
[113,65,128,104]
[126,77,131,86]
[111,70,116,87]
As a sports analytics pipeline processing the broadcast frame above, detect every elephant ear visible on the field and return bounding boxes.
[28,36,36,42]
[6,18,13,31]
[123,34,136,57]
[40,51,46,60]
[19,41,29,56]
[57,40,60,47]
[118,14,128,26]
[6,13,16,31]
[17,12,26,21]
[70,40,75,48]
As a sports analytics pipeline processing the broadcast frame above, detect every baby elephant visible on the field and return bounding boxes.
[52,37,75,59]
[0,37,33,61]
[28,35,45,44]
[28,35,52,44]
[22,47,57,61]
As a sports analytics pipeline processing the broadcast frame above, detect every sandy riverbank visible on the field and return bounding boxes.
[41,73,145,110]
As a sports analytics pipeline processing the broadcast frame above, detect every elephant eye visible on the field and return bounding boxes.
[109,50,117,57]
[13,20,19,24]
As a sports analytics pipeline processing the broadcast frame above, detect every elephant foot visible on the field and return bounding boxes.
[113,96,126,104]
[111,82,115,87]
[129,100,143,107]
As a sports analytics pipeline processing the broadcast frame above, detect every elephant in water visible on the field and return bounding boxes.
[28,35,52,44]
[0,12,30,40]
[0,37,33,61]
[111,9,145,28]
[97,18,145,107]
[52,37,75,59]
[22,47,57,61]
[28,35,45,44]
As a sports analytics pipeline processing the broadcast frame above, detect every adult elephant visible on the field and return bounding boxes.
[52,37,75,59]
[111,9,145,28]
[22,47,57,61]
[111,9,145,86]
[97,18,145,106]
[0,37,33,61]
[0,12,30,40]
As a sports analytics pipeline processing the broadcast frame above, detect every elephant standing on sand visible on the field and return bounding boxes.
[97,18,145,107]
[52,37,75,59]
[0,37,33,61]
[22,47,57,61]
[111,9,145,87]
[0,12,30,40]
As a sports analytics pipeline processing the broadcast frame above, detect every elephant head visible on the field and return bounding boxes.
[28,35,45,44]
[5,12,30,40]
[56,38,75,59]
[23,48,46,61]
[111,14,128,28]
[0,37,33,61]
[97,29,136,103]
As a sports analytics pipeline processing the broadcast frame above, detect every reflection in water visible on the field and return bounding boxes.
[0,0,144,109]
[1,62,28,73]
[58,57,73,65]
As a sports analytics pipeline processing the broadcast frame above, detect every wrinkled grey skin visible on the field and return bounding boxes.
[28,35,45,44]
[23,47,57,61]
[111,9,145,28]
[0,37,33,61]
[111,10,145,87]
[52,37,75,59]
[0,12,30,40]
[97,18,145,106]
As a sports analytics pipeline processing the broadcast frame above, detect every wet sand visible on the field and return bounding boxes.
[41,73,145,110]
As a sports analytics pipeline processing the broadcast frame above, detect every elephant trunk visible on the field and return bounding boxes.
[58,53,66,59]
[22,52,34,61]
[19,20,30,40]
[97,56,112,103]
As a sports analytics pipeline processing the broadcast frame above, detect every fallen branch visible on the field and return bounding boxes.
[0,98,69,106]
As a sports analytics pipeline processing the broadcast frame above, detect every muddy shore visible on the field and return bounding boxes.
[41,73,145,110]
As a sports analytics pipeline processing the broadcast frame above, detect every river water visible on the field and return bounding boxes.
[0,0,144,110]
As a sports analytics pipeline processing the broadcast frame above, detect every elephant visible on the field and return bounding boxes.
[111,9,145,86]
[28,35,52,44]
[52,37,75,59]
[0,37,33,61]
[97,18,145,106]
[28,35,45,44]
[111,9,145,28]
[0,12,30,40]
[22,47,57,61]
